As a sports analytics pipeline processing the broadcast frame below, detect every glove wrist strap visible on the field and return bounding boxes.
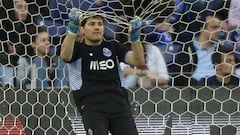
[131,39,140,43]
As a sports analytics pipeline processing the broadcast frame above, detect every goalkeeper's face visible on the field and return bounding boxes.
[83,16,104,45]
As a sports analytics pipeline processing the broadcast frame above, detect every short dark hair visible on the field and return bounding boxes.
[198,11,222,28]
[212,46,235,65]
[191,11,222,33]
[81,15,104,26]
[32,26,47,42]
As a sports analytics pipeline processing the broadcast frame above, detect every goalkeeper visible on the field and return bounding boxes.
[60,8,144,135]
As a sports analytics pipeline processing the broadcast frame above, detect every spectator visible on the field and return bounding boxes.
[172,12,222,86]
[0,0,37,88]
[174,0,228,42]
[199,46,239,87]
[228,0,240,27]
[217,19,240,59]
[215,1,240,76]
[144,21,182,77]
[120,43,169,88]
[32,27,69,89]
[16,26,48,88]
[138,0,183,78]
[17,26,68,89]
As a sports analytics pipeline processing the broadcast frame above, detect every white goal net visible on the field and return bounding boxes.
[0,0,240,135]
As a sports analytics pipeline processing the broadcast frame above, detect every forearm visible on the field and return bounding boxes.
[129,41,145,66]
[145,73,168,86]
[122,66,134,76]
[61,8,82,62]
[157,77,169,85]
[126,16,144,66]
[123,66,145,76]
[60,32,76,62]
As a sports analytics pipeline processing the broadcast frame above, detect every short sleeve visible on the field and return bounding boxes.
[114,42,130,62]
[71,42,83,62]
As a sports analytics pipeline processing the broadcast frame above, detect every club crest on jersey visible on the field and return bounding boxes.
[103,47,112,57]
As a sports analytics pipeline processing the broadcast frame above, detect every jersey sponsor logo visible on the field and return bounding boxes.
[103,47,112,57]
[90,59,114,70]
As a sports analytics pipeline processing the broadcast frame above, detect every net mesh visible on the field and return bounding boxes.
[0,0,240,135]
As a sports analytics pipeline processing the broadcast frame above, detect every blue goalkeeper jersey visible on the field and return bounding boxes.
[67,40,129,100]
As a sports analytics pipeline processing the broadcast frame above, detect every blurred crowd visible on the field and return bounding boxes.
[0,0,239,89]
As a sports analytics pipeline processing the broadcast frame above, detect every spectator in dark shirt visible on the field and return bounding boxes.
[172,12,222,86]
[200,46,239,87]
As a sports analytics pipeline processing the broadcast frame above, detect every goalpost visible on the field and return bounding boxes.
[0,0,240,135]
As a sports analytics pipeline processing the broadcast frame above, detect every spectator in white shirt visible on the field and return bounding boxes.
[120,43,169,88]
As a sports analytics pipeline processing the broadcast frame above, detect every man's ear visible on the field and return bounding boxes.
[80,26,85,33]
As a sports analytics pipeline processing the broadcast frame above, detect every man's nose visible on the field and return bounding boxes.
[94,24,101,29]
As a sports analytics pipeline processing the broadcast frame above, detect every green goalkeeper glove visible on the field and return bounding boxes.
[129,16,142,42]
[67,8,83,34]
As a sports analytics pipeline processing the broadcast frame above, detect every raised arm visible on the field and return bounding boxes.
[125,16,145,66]
[60,8,82,62]
[60,33,77,62]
